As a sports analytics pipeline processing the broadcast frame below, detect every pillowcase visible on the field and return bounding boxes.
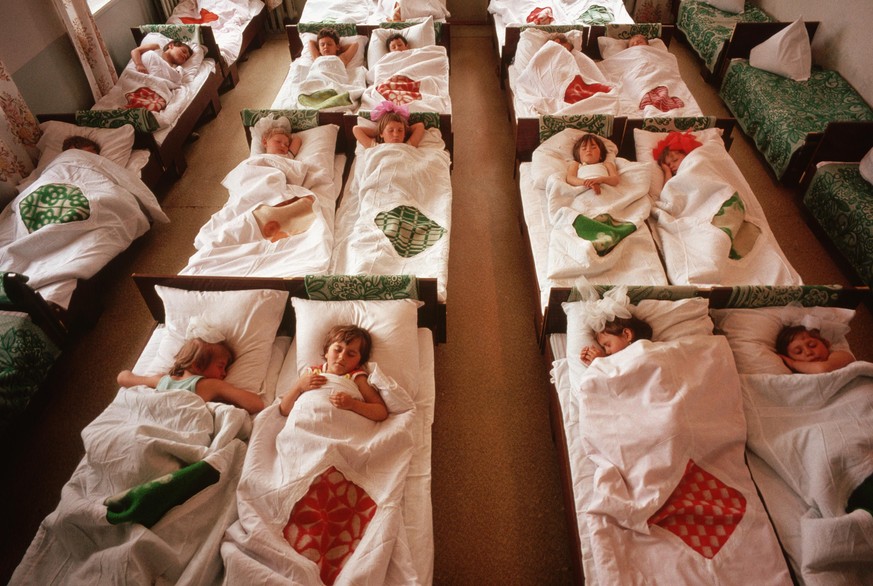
[34,120,135,172]
[291,297,423,398]
[298,33,368,69]
[140,31,206,73]
[531,127,618,189]
[861,147,873,185]
[564,297,714,387]
[150,287,290,395]
[388,0,450,20]
[367,17,436,67]
[514,28,585,71]
[711,306,854,374]
[749,18,811,81]
[249,117,339,178]
[633,127,724,196]
[597,36,668,60]
[704,0,745,14]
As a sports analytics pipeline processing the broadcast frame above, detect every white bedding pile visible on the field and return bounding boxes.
[742,361,873,585]
[0,150,168,310]
[274,55,366,112]
[168,0,265,65]
[180,154,336,277]
[361,45,452,113]
[10,387,251,586]
[489,0,633,25]
[650,140,802,286]
[299,0,372,23]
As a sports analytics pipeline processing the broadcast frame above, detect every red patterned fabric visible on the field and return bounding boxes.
[376,75,422,105]
[125,87,167,112]
[283,466,378,585]
[526,7,554,25]
[564,76,612,104]
[639,85,685,112]
[180,8,219,23]
[648,460,747,559]
[652,130,703,162]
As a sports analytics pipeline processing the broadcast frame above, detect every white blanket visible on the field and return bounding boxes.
[222,368,419,584]
[299,0,372,23]
[575,336,792,584]
[285,56,366,111]
[545,158,667,285]
[0,150,168,309]
[742,361,873,585]
[168,0,264,64]
[331,131,452,301]
[361,45,452,113]
[10,387,251,586]
[650,140,802,286]
[181,155,335,277]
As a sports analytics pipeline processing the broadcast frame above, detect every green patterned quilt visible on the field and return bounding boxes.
[803,163,873,287]
[720,61,873,180]
[676,0,772,73]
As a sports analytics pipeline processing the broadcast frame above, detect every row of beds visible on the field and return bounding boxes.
[9,1,456,584]
[488,2,873,585]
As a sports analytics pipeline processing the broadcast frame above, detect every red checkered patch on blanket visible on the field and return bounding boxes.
[125,87,167,112]
[564,75,612,104]
[377,75,422,105]
[527,7,554,25]
[648,460,747,559]
[283,466,378,586]
[639,86,685,112]
[180,8,219,24]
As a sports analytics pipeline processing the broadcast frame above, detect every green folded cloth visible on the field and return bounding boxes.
[298,90,352,110]
[104,460,220,528]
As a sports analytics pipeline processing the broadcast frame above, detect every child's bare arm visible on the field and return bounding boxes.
[353,125,378,148]
[117,370,163,388]
[781,350,855,374]
[308,40,320,60]
[338,42,358,66]
[131,44,160,73]
[330,375,388,421]
[195,378,264,414]
[406,122,425,147]
[566,162,585,186]
[289,134,302,157]
[278,371,327,416]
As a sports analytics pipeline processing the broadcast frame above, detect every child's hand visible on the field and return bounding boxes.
[299,371,327,392]
[329,391,356,410]
[582,177,604,195]
[660,163,673,181]
[580,344,605,365]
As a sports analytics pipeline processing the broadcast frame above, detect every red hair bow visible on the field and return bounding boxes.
[652,130,703,161]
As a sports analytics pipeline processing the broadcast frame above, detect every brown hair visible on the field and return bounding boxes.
[775,325,828,356]
[62,135,101,154]
[572,133,608,164]
[317,28,340,45]
[600,315,653,342]
[170,338,234,377]
[385,33,408,51]
[322,325,372,365]
[376,112,409,143]
[164,39,192,56]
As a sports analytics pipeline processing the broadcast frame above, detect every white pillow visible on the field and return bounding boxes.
[367,17,436,67]
[291,297,423,399]
[565,297,714,387]
[704,0,745,14]
[140,31,205,72]
[749,18,811,82]
[150,287,290,395]
[633,127,724,196]
[711,306,854,375]
[298,32,367,69]
[861,147,873,185]
[392,0,450,20]
[531,127,618,190]
[249,117,339,178]
[514,28,584,71]
[597,36,668,60]
[35,120,135,172]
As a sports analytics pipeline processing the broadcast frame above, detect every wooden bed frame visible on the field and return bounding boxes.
[800,121,873,191]
[583,24,674,59]
[284,21,453,61]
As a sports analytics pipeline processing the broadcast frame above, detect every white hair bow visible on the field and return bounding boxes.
[576,284,632,332]
[185,316,225,344]
[783,303,850,343]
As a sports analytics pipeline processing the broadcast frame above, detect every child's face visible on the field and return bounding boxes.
[263,132,292,155]
[388,38,409,52]
[198,345,231,379]
[165,44,191,65]
[628,35,648,48]
[381,120,407,143]
[663,149,686,173]
[577,140,602,164]
[318,37,339,56]
[595,330,632,356]
[785,331,830,363]
[325,337,364,375]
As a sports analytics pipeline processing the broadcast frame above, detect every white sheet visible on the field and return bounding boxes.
[649,140,802,286]
[168,0,266,65]
[361,45,452,114]
[0,150,168,309]
[742,362,873,585]
[300,0,373,23]
[489,0,632,25]
[272,56,366,112]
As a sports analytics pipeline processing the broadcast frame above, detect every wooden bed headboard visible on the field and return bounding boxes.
[584,24,675,59]
[239,109,348,153]
[502,24,588,85]
[341,112,454,159]
[799,121,873,190]
[0,273,68,348]
[131,274,445,343]
[717,21,820,83]
[515,116,627,164]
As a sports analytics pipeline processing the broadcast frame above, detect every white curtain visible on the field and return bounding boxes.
[0,58,40,203]
[51,0,118,101]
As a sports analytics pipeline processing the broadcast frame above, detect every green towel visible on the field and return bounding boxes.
[297,90,352,110]
[572,213,636,256]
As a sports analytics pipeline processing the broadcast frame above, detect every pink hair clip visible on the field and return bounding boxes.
[371,101,409,122]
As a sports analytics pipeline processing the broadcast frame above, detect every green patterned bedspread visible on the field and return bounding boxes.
[803,163,873,287]
[676,0,772,73]
[720,60,873,180]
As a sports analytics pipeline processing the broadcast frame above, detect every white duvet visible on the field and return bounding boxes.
[277,55,366,112]
[650,140,802,286]
[331,130,451,301]
[168,0,265,65]
[181,154,335,277]
[10,387,251,586]
[222,367,419,584]
[742,361,873,585]
[0,150,168,310]
[573,335,792,584]
[361,45,452,113]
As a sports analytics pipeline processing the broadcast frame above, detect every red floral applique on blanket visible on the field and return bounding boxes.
[527,7,554,25]
[564,75,612,104]
[648,459,747,559]
[283,466,378,586]
[180,8,219,23]
[125,87,167,112]
[639,86,685,112]
[377,75,422,105]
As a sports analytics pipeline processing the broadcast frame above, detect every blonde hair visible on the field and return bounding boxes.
[262,126,293,143]
[170,338,234,377]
